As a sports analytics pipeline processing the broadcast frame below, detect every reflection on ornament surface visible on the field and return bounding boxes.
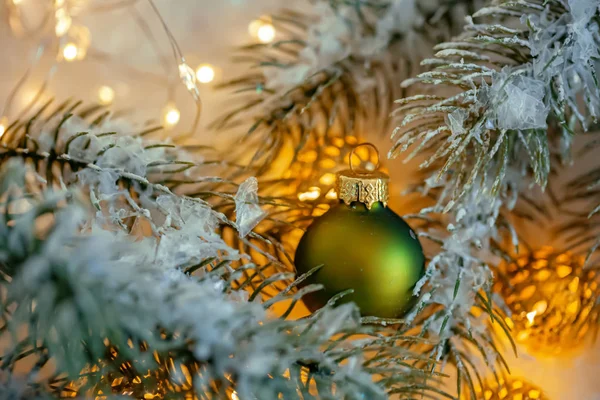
[462,377,548,400]
[495,247,600,355]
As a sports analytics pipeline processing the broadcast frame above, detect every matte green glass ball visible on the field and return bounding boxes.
[294,201,425,318]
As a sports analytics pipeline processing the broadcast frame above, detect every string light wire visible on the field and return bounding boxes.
[146,0,203,135]
[3,0,204,137]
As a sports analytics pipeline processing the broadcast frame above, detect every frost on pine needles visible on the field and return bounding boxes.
[235,177,267,238]
[392,0,600,199]
[390,0,600,392]
[264,0,469,91]
[0,104,436,398]
[215,0,480,179]
[492,73,549,130]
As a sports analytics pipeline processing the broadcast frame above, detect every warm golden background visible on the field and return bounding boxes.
[2,1,600,398]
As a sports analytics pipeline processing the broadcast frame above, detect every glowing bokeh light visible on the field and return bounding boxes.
[163,104,181,128]
[196,64,216,84]
[63,43,78,61]
[97,86,115,105]
[257,24,276,43]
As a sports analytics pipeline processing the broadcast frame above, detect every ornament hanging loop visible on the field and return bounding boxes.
[337,143,389,209]
[349,143,380,173]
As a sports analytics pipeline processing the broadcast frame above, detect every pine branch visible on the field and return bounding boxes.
[0,98,283,274]
[0,99,222,194]
[0,107,442,398]
[0,168,439,399]
[214,0,483,192]
[389,2,600,395]
[392,0,600,207]
[200,0,484,297]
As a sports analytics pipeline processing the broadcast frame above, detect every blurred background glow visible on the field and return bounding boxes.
[1,1,600,399]
[0,0,294,146]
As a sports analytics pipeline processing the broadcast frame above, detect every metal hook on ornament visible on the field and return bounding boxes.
[349,143,380,173]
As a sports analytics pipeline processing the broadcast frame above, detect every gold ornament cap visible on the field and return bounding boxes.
[336,143,389,210]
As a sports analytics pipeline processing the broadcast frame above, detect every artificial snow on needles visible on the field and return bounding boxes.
[263,0,427,91]
[235,177,267,238]
[493,73,549,130]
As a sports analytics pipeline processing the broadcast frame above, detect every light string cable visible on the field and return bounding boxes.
[146,0,203,136]
[2,0,198,135]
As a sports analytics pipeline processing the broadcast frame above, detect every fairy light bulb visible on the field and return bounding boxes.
[249,17,277,44]
[248,19,263,37]
[63,43,78,61]
[55,15,71,36]
[163,104,181,128]
[196,64,215,84]
[60,25,90,61]
[257,23,276,43]
[0,116,8,138]
[97,86,115,105]
[165,108,180,126]
[55,8,72,36]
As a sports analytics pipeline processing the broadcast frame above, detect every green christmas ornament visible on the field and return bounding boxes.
[294,144,425,318]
